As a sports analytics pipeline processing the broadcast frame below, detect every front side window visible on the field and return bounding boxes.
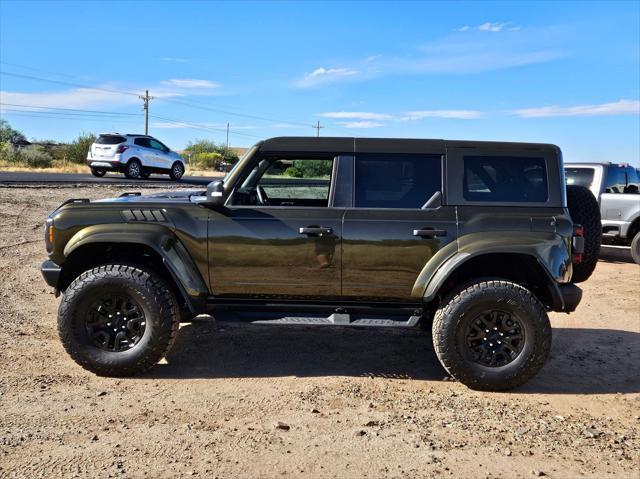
[463,156,548,203]
[625,167,639,193]
[354,155,441,209]
[149,139,167,151]
[231,156,335,207]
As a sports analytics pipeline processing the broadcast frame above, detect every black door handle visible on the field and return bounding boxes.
[413,228,447,238]
[299,226,333,235]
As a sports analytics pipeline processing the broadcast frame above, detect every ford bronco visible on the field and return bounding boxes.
[41,137,600,390]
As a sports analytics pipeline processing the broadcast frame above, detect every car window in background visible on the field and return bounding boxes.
[149,139,166,151]
[604,166,627,193]
[96,135,125,145]
[355,154,441,208]
[625,167,639,193]
[463,156,548,202]
[565,167,595,189]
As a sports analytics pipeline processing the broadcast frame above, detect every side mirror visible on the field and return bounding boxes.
[205,180,227,206]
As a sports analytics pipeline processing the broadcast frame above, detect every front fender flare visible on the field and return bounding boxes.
[64,224,209,313]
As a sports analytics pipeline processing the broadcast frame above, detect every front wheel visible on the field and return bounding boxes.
[58,265,180,376]
[169,162,185,181]
[432,280,551,391]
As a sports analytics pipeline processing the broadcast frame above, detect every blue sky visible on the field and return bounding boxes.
[1,0,639,164]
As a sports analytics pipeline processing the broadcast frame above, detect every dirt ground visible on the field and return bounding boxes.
[0,185,638,479]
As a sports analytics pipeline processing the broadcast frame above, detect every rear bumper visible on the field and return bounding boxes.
[87,159,124,172]
[558,283,582,313]
[41,260,61,288]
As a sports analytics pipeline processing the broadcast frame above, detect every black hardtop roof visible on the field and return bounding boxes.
[259,136,558,154]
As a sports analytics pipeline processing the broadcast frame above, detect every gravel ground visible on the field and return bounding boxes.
[0,186,638,479]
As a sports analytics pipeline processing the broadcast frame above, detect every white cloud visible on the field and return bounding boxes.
[161,78,221,89]
[457,26,470,32]
[338,121,384,128]
[0,88,142,109]
[319,111,392,120]
[478,22,509,32]
[160,57,190,63]
[402,110,485,120]
[514,99,640,118]
[296,67,359,87]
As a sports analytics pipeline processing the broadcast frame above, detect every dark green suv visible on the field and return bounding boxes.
[41,137,600,391]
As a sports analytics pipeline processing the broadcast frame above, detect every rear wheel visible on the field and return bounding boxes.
[58,265,180,376]
[631,231,640,264]
[124,159,142,179]
[169,162,185,181]
[432,280,551,391]
[566,184,601,283]
[90,168,106,178]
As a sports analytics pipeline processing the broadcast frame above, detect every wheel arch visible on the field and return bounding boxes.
[422,251,565,312]
[60,226,208,313]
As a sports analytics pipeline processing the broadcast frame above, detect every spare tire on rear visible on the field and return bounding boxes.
[566,184,601,283]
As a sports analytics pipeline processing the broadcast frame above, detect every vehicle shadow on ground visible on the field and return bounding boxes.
[146,320,640,394]
[599,245,635,264]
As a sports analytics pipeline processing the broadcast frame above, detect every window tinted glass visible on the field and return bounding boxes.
[96,135,125,145]
[623,167,639,193]
[565,167,595,188]
[149,139,166,151]
[463,156,548,202]
[134,138,150,147]
[355,155,441,209]
[604,166,627,193]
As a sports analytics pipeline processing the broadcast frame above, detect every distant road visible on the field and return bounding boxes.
[0,171,217,186]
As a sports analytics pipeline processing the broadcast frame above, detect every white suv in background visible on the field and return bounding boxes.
[87,133,186,180]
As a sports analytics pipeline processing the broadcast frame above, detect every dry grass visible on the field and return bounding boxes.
[0,160,223,178]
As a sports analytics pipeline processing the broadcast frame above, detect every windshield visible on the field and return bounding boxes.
[223,144,258,187]
[565,167,595,188]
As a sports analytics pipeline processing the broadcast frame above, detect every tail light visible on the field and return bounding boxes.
[572,225,585,263]
[116,145,129,154]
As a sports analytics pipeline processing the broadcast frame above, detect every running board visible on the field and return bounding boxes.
[220,312,422,328]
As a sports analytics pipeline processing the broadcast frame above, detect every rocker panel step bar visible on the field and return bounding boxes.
[214,311,422,328]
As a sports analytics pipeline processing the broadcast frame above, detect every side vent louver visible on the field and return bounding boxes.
[121,209,167,222]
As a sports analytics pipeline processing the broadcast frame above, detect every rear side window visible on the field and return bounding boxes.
[355,155,441,209]
[604,166,627,193]
[565,167,595,188]
[463,156,548,202]
[96,135,125,145]
[134,138,151,148]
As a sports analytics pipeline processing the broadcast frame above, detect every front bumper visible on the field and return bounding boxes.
[41,260,61,288]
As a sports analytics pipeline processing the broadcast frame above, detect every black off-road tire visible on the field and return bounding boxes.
[169,162,185,181]
[631,231,640,265]
[566,184,601,283]
[124,159,142,179]
[58,265,180,377]
[432,280,551,391]
[90,168,106,178]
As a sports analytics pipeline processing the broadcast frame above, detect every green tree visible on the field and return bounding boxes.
[65,132,96,164]
[291,159,332,178]
[184,139,240,167]
[0,120,27,145]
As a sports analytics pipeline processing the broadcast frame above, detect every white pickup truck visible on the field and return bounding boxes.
[565,162,640,264]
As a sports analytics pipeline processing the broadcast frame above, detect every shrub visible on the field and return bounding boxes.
[0,120,27,145]
[283,166,303,178]
[292,159,332,178]
[184,139,240,166]
[191,152,223,170]
[21,146,53,168]
[65,132,96,164]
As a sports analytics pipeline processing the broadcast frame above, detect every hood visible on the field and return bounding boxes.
[93,189,206,203]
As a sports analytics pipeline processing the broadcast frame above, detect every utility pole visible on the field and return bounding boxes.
[313,120,324,137]
[139,89,154,135]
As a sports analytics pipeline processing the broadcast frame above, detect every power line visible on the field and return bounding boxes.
[149,114,262,139]
[0,102,142,116]
[0,71,141,97]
